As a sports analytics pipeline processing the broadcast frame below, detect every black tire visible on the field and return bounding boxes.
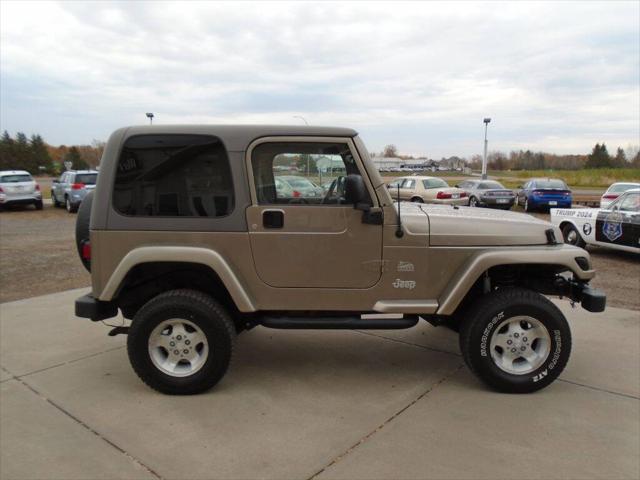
[469,196,479,207]
[459,288,571,393]
[524,197,533,212]
[34,200,43,210]
[75,191,93,272]
[411,197,424,203]
[65,196,78,213]
[127,289,236,395]
[51,192,60,207]
[561,223,586,248]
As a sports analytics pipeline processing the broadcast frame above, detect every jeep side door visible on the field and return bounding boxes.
[246,138,384,289]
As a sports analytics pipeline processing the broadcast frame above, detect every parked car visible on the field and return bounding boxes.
[51,170,98,213]
[550,188,639,254]
[276,175,323,198]
[600,182,640,209]
[517,178,572,212]
[388,176,468,205]
[457,179,516,209]
[0,170,43,210]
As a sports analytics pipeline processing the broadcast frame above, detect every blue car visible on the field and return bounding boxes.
[517,178,572,212]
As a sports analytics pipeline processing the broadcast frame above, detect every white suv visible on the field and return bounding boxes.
[0,170,43,210]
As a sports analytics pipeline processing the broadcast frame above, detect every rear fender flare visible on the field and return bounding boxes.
[98,246,256,312]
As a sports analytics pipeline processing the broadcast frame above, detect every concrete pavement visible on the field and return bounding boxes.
[1,289,638,480]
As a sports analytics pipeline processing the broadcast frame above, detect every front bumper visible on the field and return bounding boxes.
[75,293,118,321]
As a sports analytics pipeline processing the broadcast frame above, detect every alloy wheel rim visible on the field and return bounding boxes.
[148,319,209,377]
[489,316,551,375]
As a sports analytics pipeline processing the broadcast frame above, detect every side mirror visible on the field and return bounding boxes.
[344,174,367,205]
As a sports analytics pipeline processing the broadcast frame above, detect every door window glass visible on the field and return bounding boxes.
[251,142,367,205]
[401,179,415,189]
[113,134,234,217]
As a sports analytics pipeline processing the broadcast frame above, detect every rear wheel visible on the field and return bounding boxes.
[524,197,533,212]
[34,200,43,210]
[411,197,423,203]
[561,223,586,248]
[459,288,571,393]
[469,196,479,207]
[64,197,78,213]
[127,289,236,395]
[51,192,61,207]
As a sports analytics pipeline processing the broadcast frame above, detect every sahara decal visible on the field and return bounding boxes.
[397,261,415,272]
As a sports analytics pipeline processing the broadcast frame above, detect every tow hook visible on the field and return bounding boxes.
[108,326,130,336]
[554,276,606,312]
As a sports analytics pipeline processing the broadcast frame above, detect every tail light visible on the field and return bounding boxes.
[0,186,3,193]
[602,194,618,200]
[563,191,571,197]
[292,190,301,198]
[35,184,41,191]
[436,191,452,199]
[71,183,85,190]
[460,192,468,198]
[81,241,91,261]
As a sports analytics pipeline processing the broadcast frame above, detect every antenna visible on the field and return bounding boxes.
[395,184,404,238]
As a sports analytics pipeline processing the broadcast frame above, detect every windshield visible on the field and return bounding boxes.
[535,180,567,189]
[479,181,505,189]
[0,174,32,183]
[75,173,97,185]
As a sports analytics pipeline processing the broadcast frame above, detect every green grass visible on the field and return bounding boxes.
[489,168,640,188]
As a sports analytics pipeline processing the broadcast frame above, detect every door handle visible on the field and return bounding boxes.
[263,210,284,229]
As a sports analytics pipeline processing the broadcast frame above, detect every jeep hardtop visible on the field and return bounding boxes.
[75,125,606,394]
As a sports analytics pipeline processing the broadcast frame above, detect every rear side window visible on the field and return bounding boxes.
[0,174,32,183]
[113,135,234,217]
[75,173,97,185]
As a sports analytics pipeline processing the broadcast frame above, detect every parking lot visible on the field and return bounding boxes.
[1,199,639,480]
[1,289,638,479]
[1,203,638,310]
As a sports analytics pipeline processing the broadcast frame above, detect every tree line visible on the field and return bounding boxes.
[0,131,105,175]
[378,142,640,170]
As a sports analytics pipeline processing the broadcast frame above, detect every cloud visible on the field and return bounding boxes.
[1,0,638,157]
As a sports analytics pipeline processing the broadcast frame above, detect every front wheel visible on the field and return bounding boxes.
[562,223,586,248]
[459,288,571,393]
[127,289,236,395]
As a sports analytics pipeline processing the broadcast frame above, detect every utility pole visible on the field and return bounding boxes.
[146,112,154,125]
[482,118,491,179]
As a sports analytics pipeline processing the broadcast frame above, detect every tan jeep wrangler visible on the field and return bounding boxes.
[74,125,606,395]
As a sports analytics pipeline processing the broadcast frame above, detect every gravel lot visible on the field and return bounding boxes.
[0,204,638,309]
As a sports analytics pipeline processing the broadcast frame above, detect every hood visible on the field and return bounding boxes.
[395,203,559,246]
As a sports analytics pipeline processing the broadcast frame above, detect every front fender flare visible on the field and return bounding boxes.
[436,244,594,315]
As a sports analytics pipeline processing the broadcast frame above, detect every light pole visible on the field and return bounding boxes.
[293,115,308,125]
[146,112,154,125]
[482,117,491,179]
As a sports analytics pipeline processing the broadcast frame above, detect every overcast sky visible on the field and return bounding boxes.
[1,1,638,158]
